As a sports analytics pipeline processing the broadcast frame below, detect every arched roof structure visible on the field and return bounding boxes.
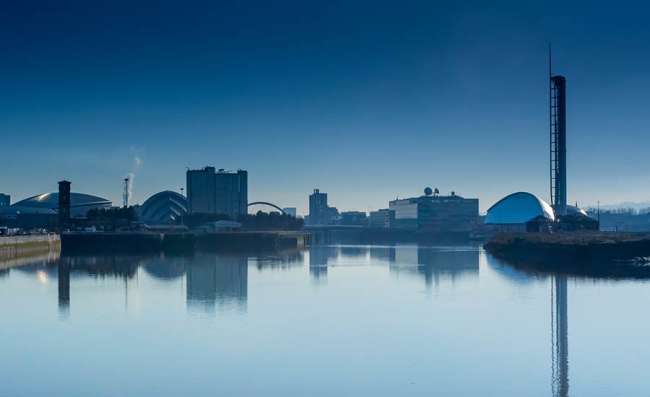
[485,192,555,224]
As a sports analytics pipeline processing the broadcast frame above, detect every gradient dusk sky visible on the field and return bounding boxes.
[2,1,650,214]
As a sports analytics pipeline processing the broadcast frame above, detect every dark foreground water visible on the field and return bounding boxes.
[1,244,649,397]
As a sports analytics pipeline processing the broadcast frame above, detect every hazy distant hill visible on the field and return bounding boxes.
[586,201,650,212]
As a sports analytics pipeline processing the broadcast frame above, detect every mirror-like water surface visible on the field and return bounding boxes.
[1,244,649,396]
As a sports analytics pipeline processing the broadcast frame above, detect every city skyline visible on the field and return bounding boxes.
[3,1,650,214]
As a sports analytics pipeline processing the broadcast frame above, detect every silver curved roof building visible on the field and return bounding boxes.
[485,192,555,224]
[139,191,188,224]
[3,192,111,217]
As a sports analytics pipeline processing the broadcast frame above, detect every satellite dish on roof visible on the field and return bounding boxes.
[424,187,433,196]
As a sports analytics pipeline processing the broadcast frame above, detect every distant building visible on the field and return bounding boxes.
[215,169,248,218]
[485,192,555,232]
[186,167,216,214]
[0,194,9,207]
[282,207,297,217]
[0,191,111,229]
[340,211,368,226]
[389,189,479,232]
[139,191,188,225]
[186,167,248,219]
[369,209,394,228]
[308,189,338,225]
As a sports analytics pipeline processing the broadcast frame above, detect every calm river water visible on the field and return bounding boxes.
[1,244,649,396]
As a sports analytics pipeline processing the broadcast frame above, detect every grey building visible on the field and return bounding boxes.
[0,194,10,208]
[389,189,479,232]
[186,167,217,214]
[308,189,338,225]
[340,211,368,226]
[215,169,248,218]
[369,209,394,228]
[186,167,248,219]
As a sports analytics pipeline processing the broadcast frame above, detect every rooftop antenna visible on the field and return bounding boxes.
[123,177,129,207]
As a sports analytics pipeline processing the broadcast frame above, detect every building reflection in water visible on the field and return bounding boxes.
[389,246,479,288]
[308,247,339,282]
[250,250,304,271]
[186,254,248,312]
[552,275,569,397]
[57,261,70,313]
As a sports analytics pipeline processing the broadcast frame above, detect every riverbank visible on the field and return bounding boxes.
[0,234,60,263]
[484,232,650,278]
[61,231,310,253]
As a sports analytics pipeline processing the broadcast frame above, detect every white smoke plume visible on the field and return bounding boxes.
[125,155,143,205]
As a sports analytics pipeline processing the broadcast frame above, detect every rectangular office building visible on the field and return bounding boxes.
[389,192,478,232]
[187,167,217,214]
[186,167,248,219]
[215,169,248,218]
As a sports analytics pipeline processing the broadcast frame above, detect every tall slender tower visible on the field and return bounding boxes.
[550,49,567,216]
[58,180,71,230]
[123,177,130,208]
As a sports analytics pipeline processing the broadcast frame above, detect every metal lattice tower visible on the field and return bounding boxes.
[550,49,567,216]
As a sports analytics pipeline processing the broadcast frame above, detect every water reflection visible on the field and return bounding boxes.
[552,275,569,397]
[186,254,248,312]
[3,251,306,316]
[309,246,338,282]
[308,245,479,288]
[3,245,650,395]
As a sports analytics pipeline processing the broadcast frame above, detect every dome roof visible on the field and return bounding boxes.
[485,192,555,224]
[139,191,188,224]
[12,192,111,209]
[566,205,589,217]
[3,192,112,216]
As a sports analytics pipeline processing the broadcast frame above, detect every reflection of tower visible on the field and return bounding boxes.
[551,275,569,397]
[58,261,70,313]
[186,254,248,312]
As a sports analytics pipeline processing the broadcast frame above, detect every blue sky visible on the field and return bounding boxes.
[2,0,650,214]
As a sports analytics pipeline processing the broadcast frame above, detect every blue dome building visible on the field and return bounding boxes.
[485,192,555,225]
[139,191,188,225]
[3,192,112,217]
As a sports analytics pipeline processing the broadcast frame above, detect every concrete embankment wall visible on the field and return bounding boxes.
[0,234,61,262]
[61,231,309,253]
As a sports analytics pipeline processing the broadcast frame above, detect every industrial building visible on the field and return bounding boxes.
[186,167,217,214]
[139,191,188,225]
[389,188,479,232]
[186,167,248,219]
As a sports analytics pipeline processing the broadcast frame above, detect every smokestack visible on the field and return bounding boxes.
[123,177,129,207]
